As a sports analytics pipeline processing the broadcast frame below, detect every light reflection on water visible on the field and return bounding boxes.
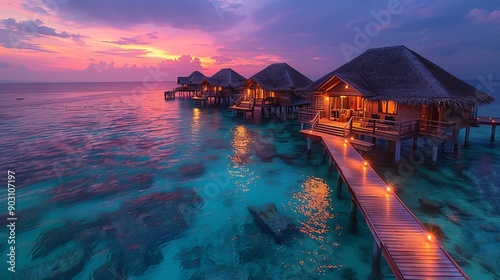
[292,177,336,240]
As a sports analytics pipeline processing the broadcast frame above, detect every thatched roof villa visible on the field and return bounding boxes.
[202,68,247,97]
[242,63,312,107]
[177,71,206,92]
[299,45,494,163]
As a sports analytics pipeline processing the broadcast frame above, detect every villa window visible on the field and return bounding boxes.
[379,100,398,115]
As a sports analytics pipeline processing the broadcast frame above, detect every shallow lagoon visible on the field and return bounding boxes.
[0,82,498,279]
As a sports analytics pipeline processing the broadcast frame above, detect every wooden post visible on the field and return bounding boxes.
[432,143,438,164]
[371,241,382,275]
[491,126,496,141]
[307,137,312,156]
[348,198,358,233]
[453,127,460,155]
[394,141,401,164]
[336,173,342,193]
[412,138,418,151]
[301,123,304,130]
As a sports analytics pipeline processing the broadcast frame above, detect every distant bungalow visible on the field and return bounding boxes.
[177,70,206,94]
[299,45,494,163]
[231,63,312,117]
[202,68,247,99]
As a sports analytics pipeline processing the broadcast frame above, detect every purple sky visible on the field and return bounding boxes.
[0,0,499,82]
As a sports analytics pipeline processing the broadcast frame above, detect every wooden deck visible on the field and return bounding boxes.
[300,130,469,280]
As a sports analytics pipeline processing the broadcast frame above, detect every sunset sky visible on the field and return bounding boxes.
[0,0,499,82]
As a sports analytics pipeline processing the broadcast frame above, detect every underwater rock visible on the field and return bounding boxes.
[16,249,87,280]
[0,204,49,233]
[418,198,444,213]
[205,139,227,150]
[110,189,203,275]
[176,246,202,270]
[247,203,300,244]
[203,267,250,280]
[446,202,471,217]
[177,162,206,178]
[30,217,109,260]
[92,256,125,280]
[342,267,359,280]
[253,143,278,162]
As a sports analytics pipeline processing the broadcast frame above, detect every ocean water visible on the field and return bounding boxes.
[0,82,498,280]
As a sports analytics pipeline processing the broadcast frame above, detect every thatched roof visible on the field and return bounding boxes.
[177,71,206,85]
[245,63,312,91]
[306,45,494,108]
[203,68,247,88]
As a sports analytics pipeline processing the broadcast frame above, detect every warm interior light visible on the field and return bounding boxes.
[326,97,329,101]
[340,95,346,98]
[344,139,348,143]
[386,186,391,192]
[427,235,432,241]
[345,85,349,89]
[363,161,368,167]
[350,137,354,141]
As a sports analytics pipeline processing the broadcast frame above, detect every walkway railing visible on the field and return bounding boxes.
[343,116,354,137]
[311,112,320,130]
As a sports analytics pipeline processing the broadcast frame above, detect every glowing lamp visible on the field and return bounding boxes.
[386,186,391,192]
[427,235,432,241]
[326,97,329,101]
[350,137,354,141]
[345,85,349,89]
[344,139,348,143]
[363,161,368,167]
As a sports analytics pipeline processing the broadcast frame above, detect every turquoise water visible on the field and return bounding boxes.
[0,82,498,279]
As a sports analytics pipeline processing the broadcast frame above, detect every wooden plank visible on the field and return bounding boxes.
[299,130,469,280]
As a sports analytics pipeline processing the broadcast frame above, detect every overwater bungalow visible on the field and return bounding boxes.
[299,45,494,163]
[232,63,312,117]
[175,71,206,96]
[200,68,247,103]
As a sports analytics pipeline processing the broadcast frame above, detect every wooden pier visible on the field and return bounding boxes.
[301,130,469,280]
[474,116,498,141]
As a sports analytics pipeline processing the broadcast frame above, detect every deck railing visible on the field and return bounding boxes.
[343,116,354,137]
[298,108,318,122]
[311,112,320,130]
[233,96,244,106]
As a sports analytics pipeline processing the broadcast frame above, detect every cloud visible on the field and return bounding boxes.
[103,36,150,45]
[21,2,49,15]
[0,18,88,42]
[147,32,159,39]
[211,55,232,64]
[466,8,500,23]
[0,54,204,82]
[0,28,58,53]
[94,48,151,58]
[0,61,12,68]
[58,0,244,32]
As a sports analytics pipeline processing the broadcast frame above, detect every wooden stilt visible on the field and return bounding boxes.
[394,141,401,164]
[336,173,342,193]
[371,241,382,275]
[348,198,358,233]
[454,128,461,155]
[491,126,496,141]
[432,143,438,164]
[412,138,418,151]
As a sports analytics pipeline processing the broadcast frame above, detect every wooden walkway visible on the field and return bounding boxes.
[300,130,469,280]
